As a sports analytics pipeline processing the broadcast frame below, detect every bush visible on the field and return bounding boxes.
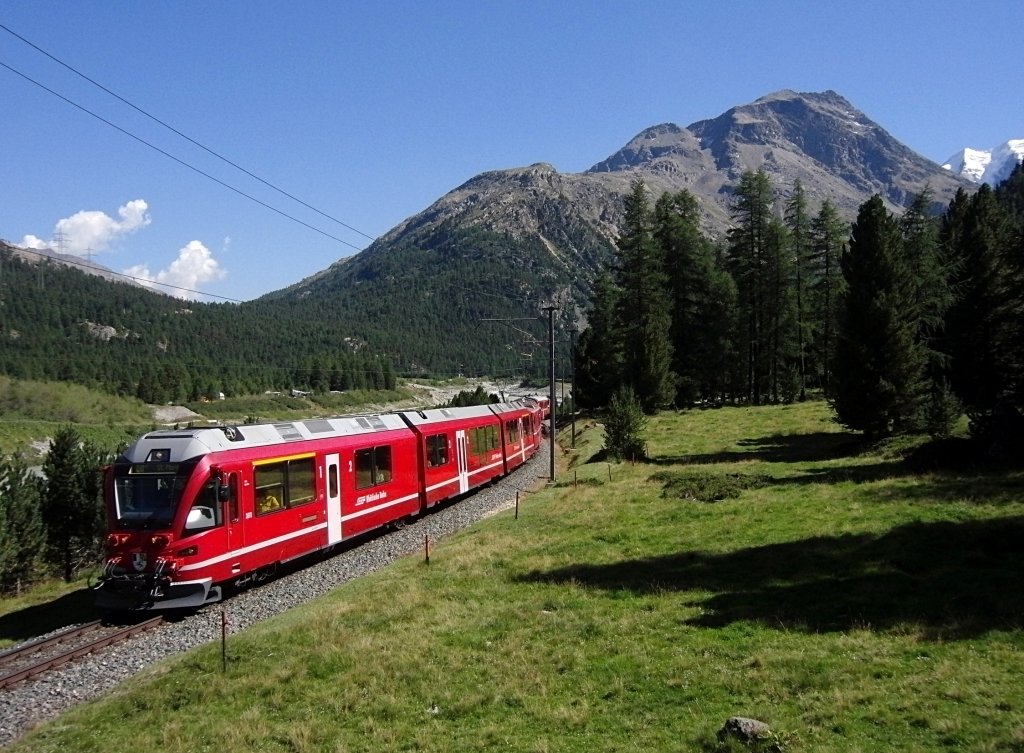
[603,386,648,461]
[651,470,771,502]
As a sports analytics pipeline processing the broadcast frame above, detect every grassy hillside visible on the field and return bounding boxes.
[0,376,153,458]
[8,401,1024,752]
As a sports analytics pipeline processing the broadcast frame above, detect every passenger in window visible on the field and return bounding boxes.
[259,491,282,513]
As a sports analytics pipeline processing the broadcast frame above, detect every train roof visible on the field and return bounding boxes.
[395,398,535,427]
[395,404,496,426]
[120,414,410,464]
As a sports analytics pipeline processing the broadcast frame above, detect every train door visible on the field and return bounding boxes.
[456,430,469,494]
[224,471,241,553]
[326,453,343,544]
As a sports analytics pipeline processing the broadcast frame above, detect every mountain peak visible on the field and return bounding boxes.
[943,139,1024,185]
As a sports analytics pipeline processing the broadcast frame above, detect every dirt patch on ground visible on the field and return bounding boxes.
[151,405,205,424]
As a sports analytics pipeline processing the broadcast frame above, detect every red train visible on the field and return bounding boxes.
[95,397,549,610]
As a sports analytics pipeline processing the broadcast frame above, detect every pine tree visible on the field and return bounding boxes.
[810,200,847,396]
[833,195,927,436]
[41,426,105,581]
[901,189,955,434]
[785,180,813,399]
[614,179,676,413]
[575,271,621,410]
[728,170,793,403]
[0,454,45,591]
[655,190,723,405]
[603,385,648,461]
[942,184,1012,421]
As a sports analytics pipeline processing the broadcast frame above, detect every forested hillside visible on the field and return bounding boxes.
[272,220,595,378]
[0,245,396,402]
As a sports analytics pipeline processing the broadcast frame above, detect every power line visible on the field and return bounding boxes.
[0,22,377,244]
[6,244,246,302]
[0,58,365,252]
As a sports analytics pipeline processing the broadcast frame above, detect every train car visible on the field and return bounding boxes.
[395,404,505,509]
[96,414,421,610]
[488,399,540,473]
[96,399,547,611]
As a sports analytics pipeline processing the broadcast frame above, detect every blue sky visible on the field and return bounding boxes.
[1,1,1019,302]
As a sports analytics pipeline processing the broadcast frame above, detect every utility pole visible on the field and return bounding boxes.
[569,327,577,449]
[543,305,557,481]
[480,312,558,481]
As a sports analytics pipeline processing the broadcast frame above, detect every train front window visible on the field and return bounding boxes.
[113,472,187,530]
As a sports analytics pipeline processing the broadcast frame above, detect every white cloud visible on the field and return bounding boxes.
[21,199,151,255]
[124,240,227,300]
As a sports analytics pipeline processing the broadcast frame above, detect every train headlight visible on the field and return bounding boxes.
[105,533,131,549]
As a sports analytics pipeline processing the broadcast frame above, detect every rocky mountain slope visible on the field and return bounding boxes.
[268,90,972,375]
[290,90,970,296]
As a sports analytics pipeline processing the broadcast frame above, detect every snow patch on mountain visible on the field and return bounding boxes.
[943,139,1024,185]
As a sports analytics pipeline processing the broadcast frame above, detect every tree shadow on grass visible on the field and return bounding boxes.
[0,587,101,645]
[649,431,871,467]
[517,516,1024,640]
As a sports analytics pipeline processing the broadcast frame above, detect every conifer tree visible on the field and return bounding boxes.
[728,170,790,403]
[942,184,1012,421]
[901,189,956,435]
[603,385,648,461]
[575,271,622,410]
[655,190,719,405]
[0,454,45,591]
[785,180,812,399]
[764,217,799,402]
[810,200,847,395]
[833,195,926,436]
[614,179,675,413]
[41,426,105,581]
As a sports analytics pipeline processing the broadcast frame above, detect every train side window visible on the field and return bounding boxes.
[328,464,339,498]
[228,473,240,523]
[355,445,393,489]
[471,426,497,456]
[255,462,285,515]
[355,448,374,489]
[374,446,392,483]
[186,478,224,532]
[505,420,521,444]
[255,457,316,513]
[287,456,315,506]
[426,433,449,467]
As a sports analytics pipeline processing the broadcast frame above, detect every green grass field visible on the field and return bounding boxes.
[6,401,1023,752]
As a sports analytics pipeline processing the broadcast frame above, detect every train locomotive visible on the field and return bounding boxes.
[95,397,548,610]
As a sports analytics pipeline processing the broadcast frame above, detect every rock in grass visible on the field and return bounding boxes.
[718,716,771,743]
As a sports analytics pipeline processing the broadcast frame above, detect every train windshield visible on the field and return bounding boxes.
[112,463,193,530]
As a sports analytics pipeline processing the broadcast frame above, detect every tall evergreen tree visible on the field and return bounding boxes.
[785,180,813,399]
[41,426,105,582]
[727,170,794,403]
[942,184,1012,421]
[901,189,957,434]
[0,454,45,591]
[833,195,927,436]
[654,189,720,405]
[810,200,847,395]
[574,271,622,410]
[614,179,675,413]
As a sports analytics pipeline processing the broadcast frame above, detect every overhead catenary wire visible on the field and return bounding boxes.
[0,22,377,244]
[0,58,365,252]
[4,245,246,303]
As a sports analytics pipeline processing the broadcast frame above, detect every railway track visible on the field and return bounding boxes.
[0,617,164,690]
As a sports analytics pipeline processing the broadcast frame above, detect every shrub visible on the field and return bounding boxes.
[603,386,648,461]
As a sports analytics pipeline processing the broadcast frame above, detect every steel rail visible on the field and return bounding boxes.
[0,617,164,689]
